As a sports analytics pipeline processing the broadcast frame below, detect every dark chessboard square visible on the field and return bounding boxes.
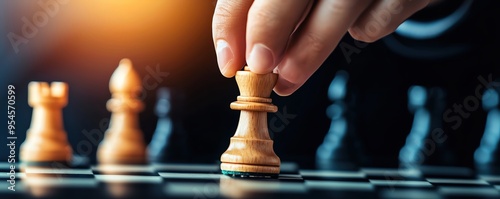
[438,186,500,197]
[305,180,374,192]
[153,163,220,174]
[419,166,477,179]
[95,174,163,184]
[92,170,157,176]
[92,165,158,176]
[164,179,307,198]
[308,189,377,199]
[300,170,367,183]
[369,179,434,189]
[302,176,369,183]
[426,178,491,187]
[366,174,425,181]
[25,173,94,179]
[159,172,222,183]
[379,189,441,199]
[361,167,422,179]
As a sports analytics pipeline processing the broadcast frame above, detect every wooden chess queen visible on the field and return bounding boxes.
[220,67,281,177]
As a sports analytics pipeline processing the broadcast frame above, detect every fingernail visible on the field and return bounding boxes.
[349,28,360,40]
[275,77,296,96]
[247,43,275,73]
[216,40,233,76]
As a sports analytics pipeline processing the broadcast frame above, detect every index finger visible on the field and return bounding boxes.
[212,0,253,77]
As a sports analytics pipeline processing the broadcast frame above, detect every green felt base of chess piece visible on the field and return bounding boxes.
[221,170,279,179]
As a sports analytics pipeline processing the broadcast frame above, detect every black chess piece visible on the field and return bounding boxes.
[399,86,453,168]
[474,87,500,167]
[316,71,361,170]
[148,88,189,163]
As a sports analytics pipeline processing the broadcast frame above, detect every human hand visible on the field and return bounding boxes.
[213,0,430,96]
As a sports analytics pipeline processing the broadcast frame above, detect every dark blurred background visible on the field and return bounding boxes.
[0,0,499,169]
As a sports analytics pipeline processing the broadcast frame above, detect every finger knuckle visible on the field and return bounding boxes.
[249,6,279,26]
[352,21,390,43]
[214,0,233,19]
[325,0,357,12]
[213,6,238,37]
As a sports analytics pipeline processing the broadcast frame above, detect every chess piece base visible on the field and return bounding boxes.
[221,163,279,177]
[97,147,146,164]
[19,146,72,163]
[97,128,147,165]
[20,129,72,163]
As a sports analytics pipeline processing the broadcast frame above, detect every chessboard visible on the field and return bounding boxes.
[2,161,500,199]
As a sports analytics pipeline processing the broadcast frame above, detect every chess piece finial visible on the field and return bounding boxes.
[97,58,147,164]
[220,66,280,177]
[20,82,72,163]
[110,58,142,94]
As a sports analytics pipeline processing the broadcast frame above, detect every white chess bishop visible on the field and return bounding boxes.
[97,58,147,164]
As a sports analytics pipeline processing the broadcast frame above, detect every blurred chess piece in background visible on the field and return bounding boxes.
[20,82,72,165]
[474,85,500,172]
[148,87,189,163]
[399,86,454,168]
[97,59,147,165]
[316,71,363,170]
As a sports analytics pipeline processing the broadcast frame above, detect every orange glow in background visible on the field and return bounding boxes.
[1,0,230,158]
[3,0,218,85]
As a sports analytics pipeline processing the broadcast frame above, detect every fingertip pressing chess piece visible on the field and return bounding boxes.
[220,66,280,178]
[97,58,147,165]
[20,82,72,164]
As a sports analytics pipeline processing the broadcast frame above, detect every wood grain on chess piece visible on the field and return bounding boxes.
[20,82,72,163]
[97,58,147,165]
[220,67,280,178]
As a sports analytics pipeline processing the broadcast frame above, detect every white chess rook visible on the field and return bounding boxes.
[20,82,72,163]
